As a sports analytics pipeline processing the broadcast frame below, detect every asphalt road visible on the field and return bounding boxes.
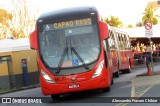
[0,64,160,106]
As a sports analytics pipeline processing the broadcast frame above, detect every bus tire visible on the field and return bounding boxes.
[122,70,126,74]
[111,77,114,85]
[102,86,110,92]
[126,63,131,73]
[114,70,119,78]
[51,94,59,101]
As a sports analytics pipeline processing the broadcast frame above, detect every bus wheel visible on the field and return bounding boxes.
[102,86,110,92]
[111,77,114,85]
[114,70,119,78]
[127,64,131,73]
[51,94,59,101]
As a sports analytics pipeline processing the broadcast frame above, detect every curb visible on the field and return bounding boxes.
[136,72,160,77]
[0,84,40,94]
[133,62,160,70]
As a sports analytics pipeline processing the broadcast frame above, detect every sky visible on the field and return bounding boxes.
[0,0,156,26]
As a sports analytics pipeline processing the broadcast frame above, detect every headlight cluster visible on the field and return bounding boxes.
[41,70,55,83]
[92,60,104,78]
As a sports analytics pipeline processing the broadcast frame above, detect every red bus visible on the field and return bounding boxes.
[106,26,135,77]
[30,6,133,100]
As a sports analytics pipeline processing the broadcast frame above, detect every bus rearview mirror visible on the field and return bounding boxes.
[99,21,108,40]
[30,30,38,50]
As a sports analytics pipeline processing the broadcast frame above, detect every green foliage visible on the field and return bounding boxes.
[0,8,12,26]
[136,22,143,27]
[10,28,25,39]
[0,8,13,39]
[10,0,38,39]
[0,0,38,39]
[103,16,123,28]
[127,24,134,28]
[142,6,159,25]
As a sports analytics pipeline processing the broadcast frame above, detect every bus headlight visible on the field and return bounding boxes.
[92,60,104,78]
[41,70,55,83]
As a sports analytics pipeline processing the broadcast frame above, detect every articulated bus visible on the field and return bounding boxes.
[30,7,134,100]
[106,26,135,77]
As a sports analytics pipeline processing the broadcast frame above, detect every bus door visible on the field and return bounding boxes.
[113,30,122,70]
[103,39,110,68]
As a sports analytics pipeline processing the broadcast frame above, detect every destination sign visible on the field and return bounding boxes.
[43,18,92,31]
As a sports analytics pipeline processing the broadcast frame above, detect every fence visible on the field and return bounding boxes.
[134,50,160,66]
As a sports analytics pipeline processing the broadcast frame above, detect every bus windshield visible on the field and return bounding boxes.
[39,18,100,68]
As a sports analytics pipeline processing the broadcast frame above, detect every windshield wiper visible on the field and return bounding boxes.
[70,40,90,70]
[56,47,68,74]
[56,39,69,74]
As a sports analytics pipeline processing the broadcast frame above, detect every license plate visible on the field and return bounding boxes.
[68,84,80,88]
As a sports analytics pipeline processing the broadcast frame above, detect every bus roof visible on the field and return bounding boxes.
[107,24,128,35]
[113,27,128,35]
[37,6,98,23]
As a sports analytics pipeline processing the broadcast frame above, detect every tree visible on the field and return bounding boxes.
[0,8,12,26]
[0,8,12,39]
[10,0,38,39]
[103,16,123,28]
[127,24,134,28]
[136,22,143,27]
[142,6,159,25]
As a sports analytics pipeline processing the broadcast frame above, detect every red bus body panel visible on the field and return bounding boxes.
[120,50,135,70]
[110,50,119,73]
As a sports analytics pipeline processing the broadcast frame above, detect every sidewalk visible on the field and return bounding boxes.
[0,84,40,94]
[131,72,160,97]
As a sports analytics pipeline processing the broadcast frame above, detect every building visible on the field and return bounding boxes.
[0,38,39,89]
[126,25,160,46]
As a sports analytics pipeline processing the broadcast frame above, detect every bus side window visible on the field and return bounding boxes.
[112,31,116,49]
[121,34,125,50]
[108,31,112,48]
[109,31,116,49]
[126,35,131,49]
[123,35,130,50]
[124,34,128,50]
[118,34,122,50]
[103,30,111,52]
[103,38,109,67]
[104,39,110,52]
[116,33,120,49]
